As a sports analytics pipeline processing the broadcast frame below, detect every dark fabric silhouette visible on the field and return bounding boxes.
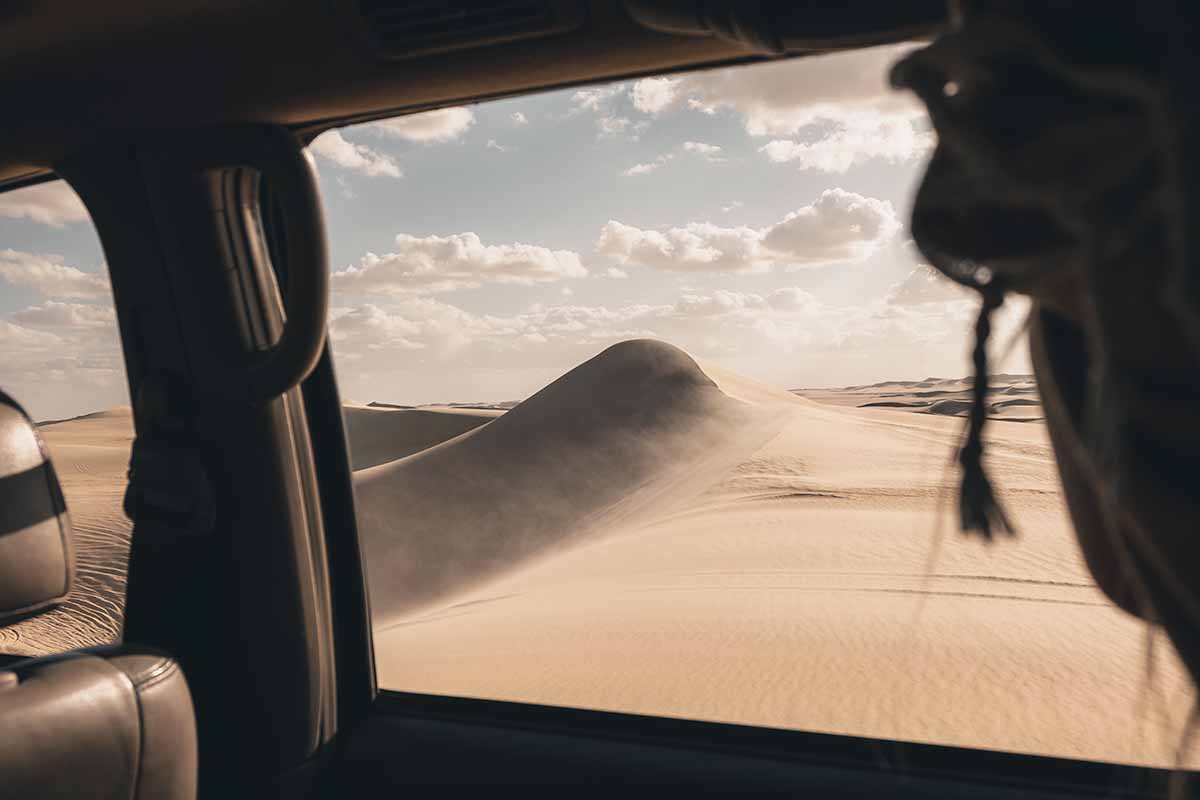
[891,0,1200,694]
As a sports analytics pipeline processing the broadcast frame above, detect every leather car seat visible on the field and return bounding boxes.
[0,390,198,799]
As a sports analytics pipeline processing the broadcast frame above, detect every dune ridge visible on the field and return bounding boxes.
[796,374,1044,422]
[343,405,501,470]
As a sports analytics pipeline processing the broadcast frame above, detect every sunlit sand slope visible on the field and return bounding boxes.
[370,352,1196,768]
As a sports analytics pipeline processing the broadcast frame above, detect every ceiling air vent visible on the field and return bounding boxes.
[356,0,586,59]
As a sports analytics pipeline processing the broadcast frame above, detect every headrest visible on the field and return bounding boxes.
[0,390,72,625]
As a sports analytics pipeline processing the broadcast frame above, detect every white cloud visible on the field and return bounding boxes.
[596,189,899,273]
[631,77,680,113]
[0,319,61,349]
[597,220,771,273]
[597,115,635,137]
[766,287,820,311]
[332,232,587,295]
[604,267,629,279]
[511,111,529,126]
[0,298,125,419]
[329,303,430,352]
[0,182,89,227]
[369,107,475,142]
[309,131,402,178]
[486,139,512,153]
[760,189,901,262]
[759,112,934,173]
[885,265,973,306]
[672,289,769,317]
[621,153,674,176]
[721,201,744,213]
[621,140,723,177]
[10,300,115,329]
[569,83,648,139]
[681,141,725,162]
[646,46,919,133]
[0,250,110,298]
[571,85,624,113]
[631,47,929,171]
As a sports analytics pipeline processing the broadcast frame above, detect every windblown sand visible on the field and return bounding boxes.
[5,340,1194,768]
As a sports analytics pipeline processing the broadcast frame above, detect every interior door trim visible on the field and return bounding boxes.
[369,689,1175,797]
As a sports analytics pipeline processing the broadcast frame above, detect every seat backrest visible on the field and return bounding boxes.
[0,389,72,620]
[0,390,198,800]
[0,647,198,799]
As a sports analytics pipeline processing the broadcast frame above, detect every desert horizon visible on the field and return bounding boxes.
[2,337,1195,769]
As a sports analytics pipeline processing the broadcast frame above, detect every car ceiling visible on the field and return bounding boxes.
[0,1,943,186]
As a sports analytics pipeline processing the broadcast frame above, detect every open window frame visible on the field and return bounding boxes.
[279,71,1193,798]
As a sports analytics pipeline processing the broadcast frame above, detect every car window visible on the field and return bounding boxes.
[318,47,1184,768]
[0,179,131,656]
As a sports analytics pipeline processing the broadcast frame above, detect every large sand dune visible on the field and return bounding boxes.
[355,340,788,620]
[3,339,1195,769]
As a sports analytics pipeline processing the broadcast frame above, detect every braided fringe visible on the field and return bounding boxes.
[959,286,1016,540]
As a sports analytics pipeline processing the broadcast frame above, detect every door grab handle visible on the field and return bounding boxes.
[186,126,329,402]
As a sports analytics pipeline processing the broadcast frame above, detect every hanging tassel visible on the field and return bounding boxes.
[959,284,1016,540]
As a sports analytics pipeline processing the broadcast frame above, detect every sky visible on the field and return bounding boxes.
[0,45,1031,420]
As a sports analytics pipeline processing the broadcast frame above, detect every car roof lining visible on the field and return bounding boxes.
[0,1,938,187]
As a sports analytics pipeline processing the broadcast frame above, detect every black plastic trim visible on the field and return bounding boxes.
[0,172,61,194]
[299,349,379,735]
[176,126,329,403]
[373,689,1179,798]
[261,177,377,739]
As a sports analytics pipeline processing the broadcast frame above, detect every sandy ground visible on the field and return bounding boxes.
[4,340,1194,768]
[364,344,1196,768]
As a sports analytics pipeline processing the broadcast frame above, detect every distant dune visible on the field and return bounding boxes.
[33,405,134,430]
[926,398,974,416]
[343,405,500,470]
[5,345,1194,768]
[795,374,1044,422]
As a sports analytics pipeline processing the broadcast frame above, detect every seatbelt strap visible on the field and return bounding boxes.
[123,372,215,537]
